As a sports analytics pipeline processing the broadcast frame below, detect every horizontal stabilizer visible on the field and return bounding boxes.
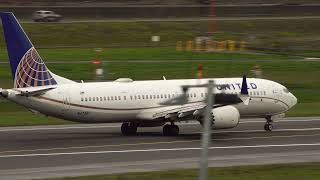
[14,86,56,96]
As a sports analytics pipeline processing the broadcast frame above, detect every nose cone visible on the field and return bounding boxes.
[290,93,298,108]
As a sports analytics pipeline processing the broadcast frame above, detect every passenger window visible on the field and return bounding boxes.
[118,96,121,100]
[157,95,160,99]
[168,94,171,98]
[124,96,126,100]
[194,93,196,97]
[164,94,167,98]
[100,97,103,101]
[138,95,141,100]
[85,97,88,102]
[111,96,113,101]
[257,92,259,95]
[115,96,118,100]
[108,97,110,101]
[130,96,133,100]
[93,97,95,101]
[81,98,84,102]
[142,95,145,99]
[104,97,106,101]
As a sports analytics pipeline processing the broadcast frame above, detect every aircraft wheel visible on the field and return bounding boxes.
[264,123,273,132]
[121,122,130,135]
[163,124,179,136]
[121,122,137,135]
[128,122,138,135]
[170,125,179,136]
[163,124,171,136]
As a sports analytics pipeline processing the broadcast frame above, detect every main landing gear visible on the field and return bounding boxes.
[264,117,273,132]
[163,123,179,136]
[121,122,138,135]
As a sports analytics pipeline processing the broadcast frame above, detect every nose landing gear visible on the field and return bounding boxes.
[264,116,273,131]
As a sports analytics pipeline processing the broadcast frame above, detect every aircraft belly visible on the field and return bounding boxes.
[69,108,139,123]
[235,98,287,118]
[15,97,139,123]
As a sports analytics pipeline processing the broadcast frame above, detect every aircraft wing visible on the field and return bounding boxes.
[13,86,57,96]
[136,102,207,120]
[136,93,242,121]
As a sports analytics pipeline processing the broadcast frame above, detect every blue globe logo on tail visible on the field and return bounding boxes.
[0,12,58,88]
[14,47,57,88]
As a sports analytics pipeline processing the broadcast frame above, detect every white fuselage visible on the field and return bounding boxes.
[7,78,297,123]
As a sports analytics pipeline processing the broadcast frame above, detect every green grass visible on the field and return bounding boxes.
[45,163,320,180]
[0,47,294,63]
[0,19,319,52]
[0,112,70,126]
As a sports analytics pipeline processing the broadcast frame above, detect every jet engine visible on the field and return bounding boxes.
[211,106,240,129]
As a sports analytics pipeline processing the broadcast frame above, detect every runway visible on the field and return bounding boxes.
[1,117,320,179]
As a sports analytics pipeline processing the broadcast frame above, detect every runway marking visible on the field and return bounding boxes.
[1,133,320,155]
[240,118,320,124]
[0,125,120,132]
[1,143,320,158]
[0,118,320,132]
[195,127,320,134]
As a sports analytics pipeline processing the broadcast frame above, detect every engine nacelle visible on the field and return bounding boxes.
[211,106,240,129]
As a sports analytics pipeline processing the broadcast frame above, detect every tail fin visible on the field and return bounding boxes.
[0,12,74,88]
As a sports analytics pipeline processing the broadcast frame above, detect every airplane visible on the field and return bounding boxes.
[0,12,297,136]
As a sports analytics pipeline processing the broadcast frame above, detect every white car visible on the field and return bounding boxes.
[32,10,62,22]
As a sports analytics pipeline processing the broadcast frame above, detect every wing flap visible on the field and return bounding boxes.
[136,103,206,120]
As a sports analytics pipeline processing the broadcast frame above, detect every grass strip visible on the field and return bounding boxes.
[44,162,320,180]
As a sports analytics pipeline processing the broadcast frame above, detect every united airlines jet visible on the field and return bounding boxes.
[0,12,297,136]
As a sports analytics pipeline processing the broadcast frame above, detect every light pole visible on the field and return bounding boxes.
[199,80,214,180]
[161,80,229,180]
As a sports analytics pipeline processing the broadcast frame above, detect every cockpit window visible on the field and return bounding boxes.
[283,88,289,93]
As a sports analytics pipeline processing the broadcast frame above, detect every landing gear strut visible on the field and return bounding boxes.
[121,122,138,135]
[163,123,179,136]
[264,117,273,131]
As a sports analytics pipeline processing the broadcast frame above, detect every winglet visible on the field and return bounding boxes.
[240,75,248,95]
[240,75,250,105]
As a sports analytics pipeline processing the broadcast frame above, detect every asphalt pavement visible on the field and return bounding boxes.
[0,117,320,179]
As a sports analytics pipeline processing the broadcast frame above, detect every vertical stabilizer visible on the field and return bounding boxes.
[0,12,74,88]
